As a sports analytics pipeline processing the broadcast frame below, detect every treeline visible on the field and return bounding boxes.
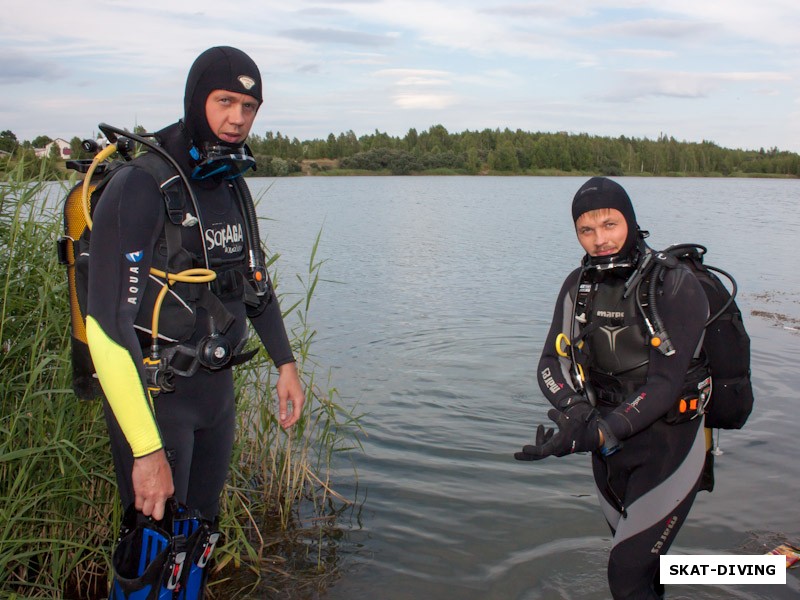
[3,126,799,178]
[247,126,800,177]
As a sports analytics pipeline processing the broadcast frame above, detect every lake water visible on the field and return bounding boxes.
[251,176,800,600]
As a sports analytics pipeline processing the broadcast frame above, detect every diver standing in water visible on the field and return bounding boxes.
[515,178,709,599]
[86,47,304,597]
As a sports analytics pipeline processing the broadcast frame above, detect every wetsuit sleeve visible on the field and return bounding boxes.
[604,266,708,440]
[248,285,295,367]
[86,166,165,458]
[537,268,584,408]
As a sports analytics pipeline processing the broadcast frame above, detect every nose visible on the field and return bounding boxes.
[228,103,246,126]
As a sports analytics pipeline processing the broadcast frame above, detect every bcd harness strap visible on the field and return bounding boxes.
[569,247,681,355]
[142,160,263,395]
[565,248,710,421]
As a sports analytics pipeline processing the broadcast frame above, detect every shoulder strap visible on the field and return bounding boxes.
[134,152,191,227]
[130,152,203,273]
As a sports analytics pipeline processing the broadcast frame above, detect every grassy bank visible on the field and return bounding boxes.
[0,160,361,598]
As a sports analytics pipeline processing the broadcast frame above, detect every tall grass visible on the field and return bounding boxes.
[0,159,361,598]
[216,229,364,597]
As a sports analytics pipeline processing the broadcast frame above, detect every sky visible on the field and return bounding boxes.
[3,0,799,152]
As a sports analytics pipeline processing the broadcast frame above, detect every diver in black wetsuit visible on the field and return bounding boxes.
[87,46,304,529]
[515,177,709,599]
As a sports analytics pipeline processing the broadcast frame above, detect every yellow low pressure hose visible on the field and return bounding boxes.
[81,143,118,230]
[149,268,216,344]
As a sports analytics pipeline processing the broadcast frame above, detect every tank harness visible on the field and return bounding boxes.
[57,123,271,399]
[561,243,753,430]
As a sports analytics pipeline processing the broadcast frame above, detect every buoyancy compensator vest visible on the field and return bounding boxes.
[579,275,653,398]
[57,123,271,399]
[566,243,753,430]
[570,267,710,420]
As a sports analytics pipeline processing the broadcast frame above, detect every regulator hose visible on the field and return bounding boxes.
[232,176,269,296]
[80,143,118,230]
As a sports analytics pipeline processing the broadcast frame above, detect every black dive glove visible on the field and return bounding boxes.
[557,394,595,420]
[514,408,621,461]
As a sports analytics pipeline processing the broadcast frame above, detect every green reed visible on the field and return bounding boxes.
[0,158,361,598]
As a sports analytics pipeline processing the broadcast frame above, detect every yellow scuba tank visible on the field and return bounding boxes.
[57,146,114,399]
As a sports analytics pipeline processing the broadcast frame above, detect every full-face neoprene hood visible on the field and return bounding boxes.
[184,46,263,147]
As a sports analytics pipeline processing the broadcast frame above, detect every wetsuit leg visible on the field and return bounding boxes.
[154,368,236,520]
[103,367,236,520]
[593,418,705,600]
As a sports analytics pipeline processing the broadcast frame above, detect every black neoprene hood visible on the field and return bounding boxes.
[183,46,263,146]
[572,177,639,258]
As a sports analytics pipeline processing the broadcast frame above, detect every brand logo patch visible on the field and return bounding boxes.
[540,367,563,395]
[598,325,627,353]
[125,250,144,263]
[238,75,256,90]
[625,392,646,414]
[126,266,140,305]
[206,223,244,255]
[596,310,625,319]
[651,515,678,554]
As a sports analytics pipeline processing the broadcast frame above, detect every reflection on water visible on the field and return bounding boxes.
[252,177,800,599]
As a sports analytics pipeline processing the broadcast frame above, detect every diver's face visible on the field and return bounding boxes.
[575,208,629,257]
[204,89,259,145]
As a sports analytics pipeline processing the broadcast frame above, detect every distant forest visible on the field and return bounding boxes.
[2,125,799,178]
[245,125,800,177]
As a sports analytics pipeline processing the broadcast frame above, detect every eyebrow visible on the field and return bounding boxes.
[578,217,619,232]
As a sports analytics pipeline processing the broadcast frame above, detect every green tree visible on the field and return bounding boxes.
[404,127,419,151]
[488,140,519,171]
[338,130,360,156]
[31,135,53,149]
[465,147,482,173]
[0,130,19,153]
[325,133,338,159]
[424,124,451,153]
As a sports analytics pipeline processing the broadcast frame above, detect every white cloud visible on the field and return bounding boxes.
[608,49,677,59]
[644,0,800,46]
[374,69,452,86]
[393,93,459,109]
[600,70,793,101]
[593,18,717,40]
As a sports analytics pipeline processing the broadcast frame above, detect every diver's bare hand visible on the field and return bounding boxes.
[132,449,174,520]
[276,361,305,428]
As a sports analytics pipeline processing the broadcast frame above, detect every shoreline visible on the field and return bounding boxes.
[291,163,799,179]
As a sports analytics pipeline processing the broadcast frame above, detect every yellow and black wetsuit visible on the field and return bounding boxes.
[87,122,294,519]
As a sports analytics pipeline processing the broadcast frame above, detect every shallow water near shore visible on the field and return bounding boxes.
[254,176,800,599]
